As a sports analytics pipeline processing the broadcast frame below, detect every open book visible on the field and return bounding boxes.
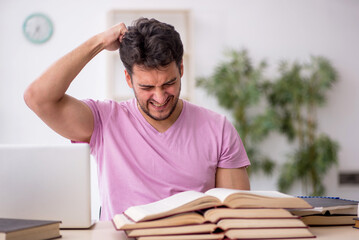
[113,208,299,230]
[123,188,312,222]
[134,228,315,240]
[124,218,307,238]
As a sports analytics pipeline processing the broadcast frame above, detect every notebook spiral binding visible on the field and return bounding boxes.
[297,196,359,203]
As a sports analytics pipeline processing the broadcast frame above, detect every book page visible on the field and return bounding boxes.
[205,188,294,203]
[113,214,133,229]
[125,191,210,222]
[113,212,205,230]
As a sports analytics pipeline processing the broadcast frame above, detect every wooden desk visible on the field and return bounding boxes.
[60,221,129,239]
[61,221,359,239]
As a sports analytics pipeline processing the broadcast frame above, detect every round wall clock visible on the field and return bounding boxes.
[23,13,53,44]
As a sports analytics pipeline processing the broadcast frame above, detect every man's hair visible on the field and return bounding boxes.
[119,18,184,76]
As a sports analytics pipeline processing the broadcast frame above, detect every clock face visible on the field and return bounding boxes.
[23,13,53,44]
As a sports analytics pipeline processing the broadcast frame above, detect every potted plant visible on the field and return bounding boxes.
[266,56,339,195]
[197,49,278,174]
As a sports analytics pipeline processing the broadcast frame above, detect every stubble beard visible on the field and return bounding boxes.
[134,92,180,121]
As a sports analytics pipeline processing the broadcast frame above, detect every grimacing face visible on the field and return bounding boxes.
[125,61,183,121]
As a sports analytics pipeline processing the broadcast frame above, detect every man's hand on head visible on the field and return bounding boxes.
[100,22,127,51]
[23,23,129,143]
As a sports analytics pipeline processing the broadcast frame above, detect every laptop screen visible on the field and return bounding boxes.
[0,144,94,228]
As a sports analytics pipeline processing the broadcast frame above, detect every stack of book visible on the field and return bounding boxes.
[290,196,359,226]
[112,188,316,240]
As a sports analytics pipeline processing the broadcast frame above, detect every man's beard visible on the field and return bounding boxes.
[134,92,180,121]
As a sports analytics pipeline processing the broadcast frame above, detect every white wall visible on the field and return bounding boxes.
[1,0,358,215]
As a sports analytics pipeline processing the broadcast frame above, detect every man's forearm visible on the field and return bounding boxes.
[215,167,251,190]
[24,34,105,108]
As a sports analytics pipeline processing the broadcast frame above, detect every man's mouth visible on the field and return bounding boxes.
[150,97,170,108]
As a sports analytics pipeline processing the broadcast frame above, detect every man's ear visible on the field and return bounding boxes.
[125,69,133,88]
[180,60,184,78]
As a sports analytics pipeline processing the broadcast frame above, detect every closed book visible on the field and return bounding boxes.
[301,215,356,226]
[291,197,358,216]
[291,196,358,226]
[0,218,61,240]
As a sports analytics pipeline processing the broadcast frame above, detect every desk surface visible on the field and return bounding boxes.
[61,221,359,239]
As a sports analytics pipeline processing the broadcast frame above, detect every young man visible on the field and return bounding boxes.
[24,18,250,220]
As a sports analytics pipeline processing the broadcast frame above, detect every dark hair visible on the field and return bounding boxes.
[119,18,184,76]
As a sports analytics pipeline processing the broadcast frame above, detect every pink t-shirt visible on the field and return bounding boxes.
[83,98,250,220]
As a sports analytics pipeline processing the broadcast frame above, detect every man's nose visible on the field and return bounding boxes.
[153,88,167,104]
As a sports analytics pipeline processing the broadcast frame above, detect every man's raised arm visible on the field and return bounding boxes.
[24,23,127,143]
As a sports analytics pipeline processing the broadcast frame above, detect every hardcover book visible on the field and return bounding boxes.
[291,197,358,216]
[301,215,356,226]
[0,218,61,240]
[291,197,358,226]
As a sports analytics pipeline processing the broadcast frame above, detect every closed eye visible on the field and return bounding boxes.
[138,78,177,90]
[164,78,177,86]
[140,86,153,90]
[165,82,176,86]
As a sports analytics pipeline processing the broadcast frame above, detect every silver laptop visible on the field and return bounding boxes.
[0,144,94,228]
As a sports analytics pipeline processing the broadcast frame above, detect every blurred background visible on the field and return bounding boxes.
[1,0,358,219]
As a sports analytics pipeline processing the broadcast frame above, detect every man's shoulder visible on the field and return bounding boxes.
[81,98,139,124]
[83,98,135,112]
[183,100,227,122]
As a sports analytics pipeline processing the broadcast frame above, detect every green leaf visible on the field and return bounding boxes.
[196,48,274,175]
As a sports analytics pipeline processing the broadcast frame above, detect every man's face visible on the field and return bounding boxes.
[125,61,183,121]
